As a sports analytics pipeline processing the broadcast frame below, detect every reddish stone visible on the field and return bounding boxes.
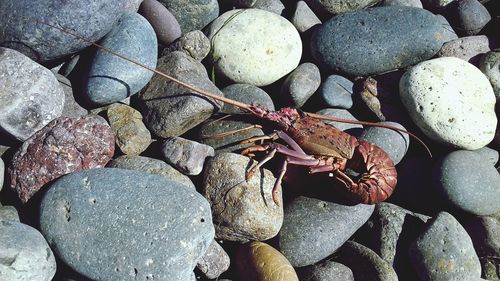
[8,115,115,203]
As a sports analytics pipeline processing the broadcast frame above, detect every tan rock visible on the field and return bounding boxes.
[107,103,151,155]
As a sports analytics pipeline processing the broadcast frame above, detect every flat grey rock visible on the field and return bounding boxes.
[281,62,321,108]
[221,83,275,114]
[298,259,354,281]
[157,0,219,32]
[318,75,354,109]
[359,121,409,164]
[161,136,214,175]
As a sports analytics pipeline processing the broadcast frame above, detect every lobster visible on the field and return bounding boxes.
[30,20,431,206]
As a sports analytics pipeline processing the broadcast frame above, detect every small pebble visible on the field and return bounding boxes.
[221,84,275,114]
[479,49,500,99]
[251,0,285,14]
[158,0,219,32]
[292,1,322,33]
[162,30,211,61]
[139,0,181,46]
[435,14,459,42]
[107,103,151,155]
[381,0,423,7]
[449,0,492,36]
[318,75,354,109]
[161,136,214,175]
[437,35,491,65]
[281,62,321,108]
[0,205,20,222]
[308,0,380,14]
[298,259,354,281]
[315,108,362,132]
[359,121,410,164]
[0,158,4,192]
[472,146,499,166]
[196,240,230,279]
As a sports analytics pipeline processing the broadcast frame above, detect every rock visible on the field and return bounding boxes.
[161,136,214,175]
[202,153,283,242]
[250,0,285,14]
[56,74,88,118]
[139,51,224,138]
[334,241,398,281]
[318,75,354,109]
[278,196,374,267]
[196,240,230,279]
[409,212,482,281]
[480,49,500,99]
[40,168,214,281]
[0,47,64,141]
[86,13,157,105]
[139,0,181,46]
[107,155,195,189]
[381,0,423,7]
[437,35,491,65]
[436,14,459,42]
[235,241,298,281]
[162,30,211,61]
[308,0,380,14]
[0,0,133,62]
[399,57,497,150]
[221,84,275,114]
[298,259,354,281]
[157,0,219,32]
[292,1,322,33]
[0,158,4,192]
[449,0,492,36]
[0,220,56,281]
[206,9,302,86]
[281,63,321,108]
[311,6,447,76]
[421,0,454,9]
[473,146,499,166]
[315,108,362,132]
[359,121,409,164]
[107,103,151,155]
[8,115,114,203]
[0,205,20,222]
[432,150,500,216]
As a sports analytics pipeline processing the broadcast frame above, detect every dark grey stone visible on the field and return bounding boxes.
[315,108,362,132]
[318,75,354,109]
[432,150,500,216]
[449,0,492,36]
[163,30,211,61]
[157,0,219,32]
[298,259,354,281]
[0,157,4,192]
[310,6,447,76]
[196,240,230,279]
[359,121,409,164]
[139,0,181,46]
[56,74,88,118]
[161,136,215,175]
[281,63,321,108]
[86,13,157,105]
[0,205,20,222]
[221,84,275,114]
[278,196,374,267]
[40,168,214,281]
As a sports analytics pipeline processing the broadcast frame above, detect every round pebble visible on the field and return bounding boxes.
[281,62,321,108]
[139,0,181,46]
[381,0,423,7]
[449,0,492,36]
[0,205,20,222]
[107,103,151,155]
[359,121,410,164]
[162,30,211,61]
[206,9,302,86]
[221,83,275,114]
[315,108,362,132]
[0,158,4,193]
[292,1,322,33]
[318,75,354,109]
[399,57,497,150]
[437,35,491,64]
[480,49,500,98]
[309,0,380,14]
[299,259,354,281]
[161,136,214,175]
[158,0,219,32]
[196,240,230,279]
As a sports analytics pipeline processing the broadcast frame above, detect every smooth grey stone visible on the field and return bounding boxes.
[315,108,362,132]
[298,259,354,281]
[435,14,459,42]
[292,1,322,33]
[318,75,354,109]
[359,121,409,164]
[480,49,500,99]
[449,0,492,36]
[196,240,230,279]
[221,83,275,114]
[311,6,448,76]
[251,0,285,14]
[281,63,321,108]
[278,196,374,267]
[409,212,482,281]
[307,0,380,14]
[381,0,423,7]
[139,0,181,46]
[140,51,224,138]
[472,146,499,166]
[40,168,214,281]
[437,35,491,65]
[432,150,500,215]
[56,74,88,118]
[157,0,219,32]
[0,220,57,281]
[86,13,157,105]
[163,30,211,61]
[161,136,215,175]
[0,157,4,192]
[0,205,20,222]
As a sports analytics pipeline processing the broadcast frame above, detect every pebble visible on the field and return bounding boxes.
[432,150,500,216]
[281,63,321,108]
[278,196,374,267]
[235,241,298,281]
[421,0,454,10]
[449,0,492,36]
[0,205,20,222]
[157,0,219,32]
[161,136,215,175]
[436,14,460,42]
[56,74,88,118]
[86,13,157,105]
[0,220,57,281]
[196,240,230,279]
[473,145,499,166]
[298,259,354,281]
[8,115,114,203]
[309,0,380,14]
[107,103,151,155]
[202,153,283,242]
[139,0,181,46]
[315,108,363,132]
[318,75,354,109]
[292,1,322,33]
[437,35,491,65]
[479,49,500,98]
[250,0,285,15]
[359,121,409,164]
[39,168,214,281]
[334,241,398,281]
[399,57,497,150]
[381,0,423,7]
[409,212,482,281]
[107,155,195,189]
[139,51,224,138]
[221,83,275,114]
[0,47,64,141]
[0,158,4,192]
[206,9,302,86]
[310,6,447,76]
[162,30,211,61]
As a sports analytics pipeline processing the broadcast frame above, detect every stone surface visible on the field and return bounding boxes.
[40,168,214,281]
[161,136,214,175]
[196,240,230,279]
[435,14,459,42]
[163,30,211,61]
[308,0,380,14]
[0,220,57,281]
[311,6,447,76]
[202,153,283,242]
[473,146,499,166]
[221,83,275,114]
[207,9,302,86]
[107,103,151,155]
[315,108,363,132]
[86,13,157,105]
[0,205,20,222]
[480,49,500,98]
[56,74,88,118]
[0,158,4,193]
[437,35,491,64]
[157,0,219,32]
[235,241,299,281]
[139,51,224,138]
[318,75,354,109]
[298,259,354,281]
[359,121,410,164]
[409,212,482,281]
[281,63,321,108]
[292,1,322,33]
[399,57,497,150]
[381,0,423,7]
[278,196,374,267]
[139,0,181,46]
[449,0,492,36]
[432,150,500,216]
[0,47,64,141]
[8,115,114,203]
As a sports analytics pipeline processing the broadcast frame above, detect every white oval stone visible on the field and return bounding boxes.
[206,9,302,86]
[400,57,497,150]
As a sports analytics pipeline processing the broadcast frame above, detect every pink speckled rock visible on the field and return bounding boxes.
[8,115,115,203]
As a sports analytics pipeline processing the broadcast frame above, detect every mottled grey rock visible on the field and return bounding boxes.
[381,0,423,7]
[315,108,362,132]
[281,63,321,108]
[107,155,195,189]
[311,6,448,76]
[435,14,459,42]
[251,0,285,14]
[292,1,322,33]
[318,75,353,109]
[298,259,354,281]
[409,212,482,281]
[202,153,283,242]
[437,35,491,64]
[449,0,492,36]
[432,150,500,215]
[196,240,230,279]
[40,168,214,281]
[86,13,157,105]
[0,47,64,141]
[56,74,88,118]
[0,205,19,222]
[359,121,409,164]
[480,49,500,99]
[163,30,211,61]
[278,196,374,267]
[221,84,275,114]
[161,136,214,175]
[139,0,181,46]
[107,103,151,155]
[157,0,219,32]
[307,0,380,14]
[473,146,499,166]
[0,220,56,281]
